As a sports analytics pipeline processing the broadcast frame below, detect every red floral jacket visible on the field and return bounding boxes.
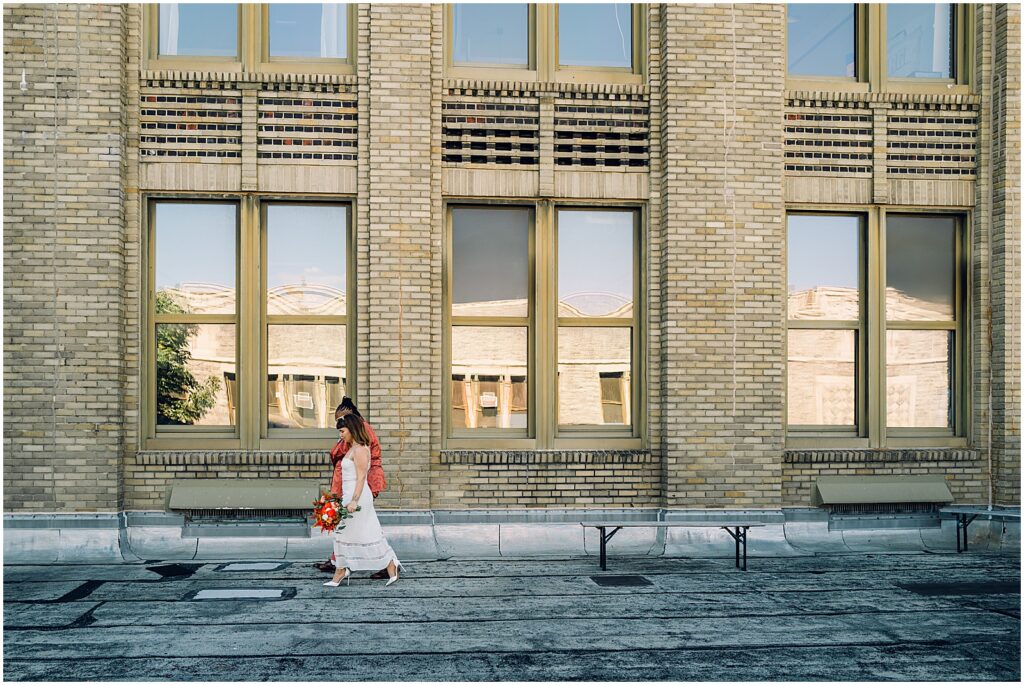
[330,420,386,498]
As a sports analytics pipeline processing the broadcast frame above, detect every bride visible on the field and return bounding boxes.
[324,413,402,587]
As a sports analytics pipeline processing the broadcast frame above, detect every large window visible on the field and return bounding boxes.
[446,204,641,448]
[786,4,971,93]
[147,198,352,449]
[786,211,965,448]
[146,4,355,73]
[445,4,644,84]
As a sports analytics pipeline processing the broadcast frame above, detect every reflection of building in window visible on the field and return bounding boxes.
[268,373,346,429]
[599,371,630,424]
[450,374,528,429]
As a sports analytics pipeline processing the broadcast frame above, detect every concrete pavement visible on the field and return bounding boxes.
[3,552,1020,681]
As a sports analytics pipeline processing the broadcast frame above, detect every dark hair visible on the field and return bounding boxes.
[334,396,362,418]
[337,413,370,446]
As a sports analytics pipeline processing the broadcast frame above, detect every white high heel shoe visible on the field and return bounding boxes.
[385,561,404,587]
[323,568,350,587]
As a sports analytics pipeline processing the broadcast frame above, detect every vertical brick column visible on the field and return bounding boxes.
[992,4,1021,505]
[657,4,786,509]
[364,4,437,509]
[3,4,128,512]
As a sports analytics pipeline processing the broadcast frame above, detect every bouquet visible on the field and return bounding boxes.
[311,492,359,534]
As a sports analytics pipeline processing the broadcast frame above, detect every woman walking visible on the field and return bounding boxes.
[316,397,388,575]
[324,413,402,587]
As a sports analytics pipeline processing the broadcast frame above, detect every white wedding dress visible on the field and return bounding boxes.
[333,447,401,571]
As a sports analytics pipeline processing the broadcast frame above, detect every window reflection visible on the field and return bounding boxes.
[266,204,346,316]
[886,215,955,321]
[558,327,631,427]
[887,3,953,79]
[451,208,530,318]
[155,203,237,315]
[558,3,632,68]
[787,215,861,321]
[787,3,856,77]
[886,330,952,428]
[267,324,346,429]
[269,4,347,59]
[787,329,856,426]
[156,323,236,426]
[558,210,633,318]
[451,327,528,429]
[452,4,529,66]
[158,4,238,57]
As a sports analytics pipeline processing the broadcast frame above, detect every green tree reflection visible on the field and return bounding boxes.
[155,291,220,425]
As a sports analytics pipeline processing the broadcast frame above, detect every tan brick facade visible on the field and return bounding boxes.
[4,4,1020,519]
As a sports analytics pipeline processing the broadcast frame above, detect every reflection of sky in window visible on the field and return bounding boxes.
[559,3,632,68]
[266,205,346,291]
[558,211,633,307]
[887,3,952,78]
[155,203,236,291]
[269,3,347,58]
[452,4,528,65]
[159,4,237,57]
[886,215,954,312]
[787,215,859,293]
[787,3,855,77]
[452,208,529,305]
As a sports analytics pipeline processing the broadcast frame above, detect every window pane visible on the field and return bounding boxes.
[558,327,631,427]
[887,3,953,79]
[156,323,236,427]
[787,215,861,321]
[558,3,632,68]
[267,324,346,429]
[451,327,528,430]
[158,4,238,57]
[452,4,528,66]
[558,210,633,318]
[269,4,348,59]
[155,203,236,315]
[451,208,530,318]
[787,329,856,427]
[787,3,856,77]
[266,204,347,316]
[886,215,956,321]
[886,330,952,429]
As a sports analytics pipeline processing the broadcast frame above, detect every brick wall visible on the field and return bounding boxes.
[432,451,660,508]
[3,4,127,512]
[782,450,988,506]
[656,4,786,508]
[992,4,1021,505]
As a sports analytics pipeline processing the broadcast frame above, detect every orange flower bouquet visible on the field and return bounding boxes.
[311,492,359,534]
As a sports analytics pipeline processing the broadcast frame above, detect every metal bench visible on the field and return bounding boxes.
[581,521,766,572]
[939,506,1021,553]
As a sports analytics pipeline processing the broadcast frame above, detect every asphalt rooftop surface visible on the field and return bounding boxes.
[3,552,1021,681]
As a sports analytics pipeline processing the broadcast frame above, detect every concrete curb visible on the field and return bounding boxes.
[4,509,1020,563]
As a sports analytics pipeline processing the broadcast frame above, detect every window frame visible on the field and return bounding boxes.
[785,211,869,443]
[785,205,969,450]
[785,4,973,95]
[143,194,357,451]
[443,4,646,85]
[144,4,357,74]
[442,199,645,451]
[256,3,357,75]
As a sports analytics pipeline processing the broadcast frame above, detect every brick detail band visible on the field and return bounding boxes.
[137,451,325,466]
[784,449,979,464]
[439,450,653,465]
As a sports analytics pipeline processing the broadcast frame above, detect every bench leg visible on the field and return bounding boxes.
[956,514,979,553]
[599,527,607,571]
[741,527,748,571]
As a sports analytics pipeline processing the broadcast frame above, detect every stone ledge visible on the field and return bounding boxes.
[439,450,654,466]
[784,449,979,464]
[443,78,649,97]
[136,451,324,466]
[140,70,358,86]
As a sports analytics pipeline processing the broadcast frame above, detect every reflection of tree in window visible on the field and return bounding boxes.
[155,291,221,425]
